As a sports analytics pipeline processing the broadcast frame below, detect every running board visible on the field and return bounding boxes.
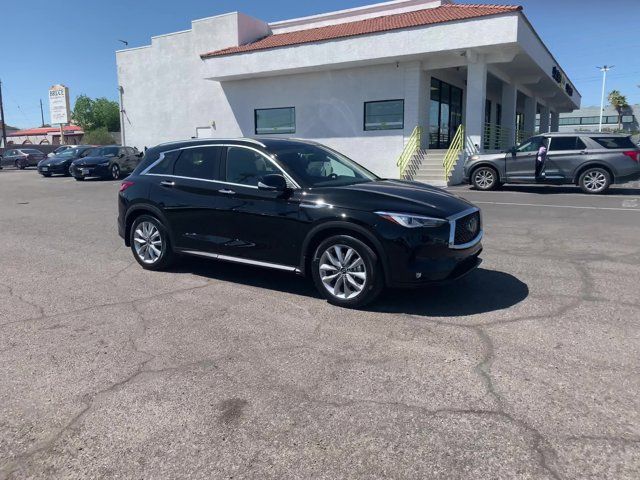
[179,249,302,274]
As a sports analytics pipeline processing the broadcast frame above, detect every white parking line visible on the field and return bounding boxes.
[474,201,640,212]
[450,189,640,200]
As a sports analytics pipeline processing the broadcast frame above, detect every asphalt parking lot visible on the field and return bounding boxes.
[1,169,639,479]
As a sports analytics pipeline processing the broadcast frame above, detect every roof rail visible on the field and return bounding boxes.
[238,137,267,147]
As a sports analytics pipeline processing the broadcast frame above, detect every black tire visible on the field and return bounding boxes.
[578,167,611,194]
[15,160,25,170]
[311,235,384,308]
[42,173,52,178]
[129,214,175,271]
[471,166,499,191]
[74,176,84,181]
[110,164,120,180]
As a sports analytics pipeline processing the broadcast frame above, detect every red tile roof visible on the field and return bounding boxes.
[9,125,84,137]
[201,4,522,59]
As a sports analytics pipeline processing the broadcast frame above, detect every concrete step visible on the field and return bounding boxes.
[416,167,445,174]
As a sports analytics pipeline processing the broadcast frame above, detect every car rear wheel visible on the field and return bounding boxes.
[311,235,383,308]
[579,167,611,194]
[15,160,25,170]
[111,164,121,180]
[471,166,499,191]
[130,215,175,271]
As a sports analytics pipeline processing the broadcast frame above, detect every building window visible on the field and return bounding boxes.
[255,107,296,135]
[364,100,404,131]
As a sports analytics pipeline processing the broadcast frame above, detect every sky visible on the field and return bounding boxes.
[1,0,639,128]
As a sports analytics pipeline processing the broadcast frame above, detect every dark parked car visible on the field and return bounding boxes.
[37,145,95,177]
[2,148,46,169]
[70,145,142,181]
[117,138,483,308]
[464,133,640,194]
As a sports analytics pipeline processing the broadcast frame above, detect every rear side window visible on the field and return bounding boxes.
[173,147,221,180]
[148,150,180,175]
[591,137,636,149]
[549,137,586,152]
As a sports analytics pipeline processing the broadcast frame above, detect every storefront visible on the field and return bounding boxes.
[117,0,580,182]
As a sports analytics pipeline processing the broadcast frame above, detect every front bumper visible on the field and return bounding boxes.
[70,164,110,179]
[376,208,484,288]
[38,163,69,175]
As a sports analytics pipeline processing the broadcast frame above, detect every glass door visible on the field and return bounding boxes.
[429,78,463,149]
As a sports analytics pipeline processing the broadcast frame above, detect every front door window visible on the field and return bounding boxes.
[429,78,463,149]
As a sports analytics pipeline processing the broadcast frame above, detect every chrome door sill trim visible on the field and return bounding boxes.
[180,249,301,273]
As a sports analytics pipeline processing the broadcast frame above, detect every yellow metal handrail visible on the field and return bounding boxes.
[397,126,422,178]
[443,124,464,180]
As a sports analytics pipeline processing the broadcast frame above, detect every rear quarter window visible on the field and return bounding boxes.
[591,137,636,149]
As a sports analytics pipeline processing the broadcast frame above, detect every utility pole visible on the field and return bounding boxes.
[40,99,45,127]
[0,80,7,169]
[597,65,614,132]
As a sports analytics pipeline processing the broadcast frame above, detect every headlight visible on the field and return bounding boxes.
[375,211,447,228]
[470,155,480,161]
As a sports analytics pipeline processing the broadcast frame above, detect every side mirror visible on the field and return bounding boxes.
[137,152,144,158]
[258,174,287,192]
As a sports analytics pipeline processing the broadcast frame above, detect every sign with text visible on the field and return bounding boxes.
[49,85,70,125]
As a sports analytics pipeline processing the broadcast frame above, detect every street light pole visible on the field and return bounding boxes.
[597,65,613,133]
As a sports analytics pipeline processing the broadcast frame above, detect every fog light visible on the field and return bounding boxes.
[416,273,423,279]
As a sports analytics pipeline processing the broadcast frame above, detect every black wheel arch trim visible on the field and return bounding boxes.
[299,221,389,284]
[124,204,174,247]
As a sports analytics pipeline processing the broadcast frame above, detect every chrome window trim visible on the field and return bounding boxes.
[141,143,300,189]
[180,249,301,273]
[447,207,483,250]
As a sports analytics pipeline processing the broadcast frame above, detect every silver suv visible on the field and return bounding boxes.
[464,133,640,194]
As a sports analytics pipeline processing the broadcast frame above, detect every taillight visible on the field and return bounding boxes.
[119,180,135,192]
[623,151,640,162]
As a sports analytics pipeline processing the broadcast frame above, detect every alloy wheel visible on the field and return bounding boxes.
[582,170,607,193]
[474,168,495,190]
[319,244,367,300]
[133,221,163,264]
[111,165,120,180]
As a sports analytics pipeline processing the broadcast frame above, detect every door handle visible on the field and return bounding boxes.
[160,181,176,187]
[218,189,236,195]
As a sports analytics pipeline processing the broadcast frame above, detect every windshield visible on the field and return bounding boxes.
[271,144,379,188]
[86,147,118,157]
[57,148,82,158]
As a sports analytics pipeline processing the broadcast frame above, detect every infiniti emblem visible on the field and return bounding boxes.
[466,217,478,234]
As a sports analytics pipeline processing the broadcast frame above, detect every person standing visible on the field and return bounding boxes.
[536,138,548,180]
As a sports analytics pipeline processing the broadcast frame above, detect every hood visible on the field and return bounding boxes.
[305,180,475,218]
[467,152,507,163]
[73,155,111,166]
[42,155,75,165]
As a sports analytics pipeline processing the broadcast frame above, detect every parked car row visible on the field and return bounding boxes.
[0,145,143,180]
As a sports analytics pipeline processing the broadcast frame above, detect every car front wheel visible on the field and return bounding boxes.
[110,164,121,180]
[471,166,499,191]
[311,235,383,308]
[130,215,175,270]
[15,160,26,170]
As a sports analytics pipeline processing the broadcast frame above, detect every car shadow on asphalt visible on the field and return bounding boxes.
[175,257,528,317]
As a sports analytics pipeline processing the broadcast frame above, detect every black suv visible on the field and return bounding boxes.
[118,139,483,308]
[70,145,142,181]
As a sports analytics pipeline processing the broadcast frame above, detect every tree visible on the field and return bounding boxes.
[608,90,629,131]
[72,95,120,132]
[82,127,115,145]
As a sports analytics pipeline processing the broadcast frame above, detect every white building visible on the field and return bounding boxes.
[116,0,580,184]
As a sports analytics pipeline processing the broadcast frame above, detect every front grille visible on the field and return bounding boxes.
[454,211,481,246]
